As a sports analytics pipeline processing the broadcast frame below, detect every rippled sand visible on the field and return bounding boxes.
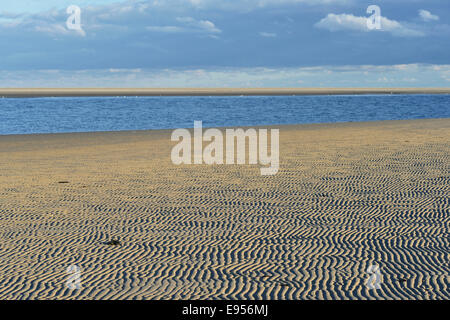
[0,119,448,300]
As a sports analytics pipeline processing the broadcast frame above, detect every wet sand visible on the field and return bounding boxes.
[0,118,449,299]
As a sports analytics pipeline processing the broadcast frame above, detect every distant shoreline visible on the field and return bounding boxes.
[1,88,450,98]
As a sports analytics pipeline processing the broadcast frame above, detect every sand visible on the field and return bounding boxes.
[0,118,448,300]
[1,87,450,97]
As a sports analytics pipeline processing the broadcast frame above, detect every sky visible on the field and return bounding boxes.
[0,0,449,87]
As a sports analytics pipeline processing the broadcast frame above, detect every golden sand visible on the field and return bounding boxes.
[1,87,450,97]
[0,118,448,299]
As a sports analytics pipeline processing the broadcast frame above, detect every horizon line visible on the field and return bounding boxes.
[1,87,450,98]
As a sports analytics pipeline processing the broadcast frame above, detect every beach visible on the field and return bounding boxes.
[1,87,450,98]
[0,118,448,299]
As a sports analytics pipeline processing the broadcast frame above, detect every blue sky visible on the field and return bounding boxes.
[1,0,449,87]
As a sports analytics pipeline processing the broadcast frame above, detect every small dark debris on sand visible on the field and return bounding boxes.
[277,281,291,287]
[58,181,69,184]
[103,239,121,246]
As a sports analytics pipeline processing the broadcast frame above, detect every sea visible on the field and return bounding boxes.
[0,94,449,135]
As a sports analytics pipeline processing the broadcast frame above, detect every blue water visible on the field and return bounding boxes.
[0,95,449,135]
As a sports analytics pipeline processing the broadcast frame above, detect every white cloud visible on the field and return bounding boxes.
[34,23,69,35]
[146,26,185,33]
[419,10,439,22]
[315,13,425,37]
[146,17,221,34]
[109,68,141,73]
[0,6,87,36]
[176,17,221,33]
[259,32,277,37]
[35,22,86,37]
[0,2,222,38]
[0,11,24,19]
[315,13,366,32]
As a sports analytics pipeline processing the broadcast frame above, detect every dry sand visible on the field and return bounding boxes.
[1,87,450,97]
[0,118,449,300]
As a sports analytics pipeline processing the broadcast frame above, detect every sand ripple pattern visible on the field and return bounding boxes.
[0,119,448,299]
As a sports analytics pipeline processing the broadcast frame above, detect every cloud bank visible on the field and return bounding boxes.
[1,64,449,88]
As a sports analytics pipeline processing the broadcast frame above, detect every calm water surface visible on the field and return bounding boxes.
[0,94,449,135]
